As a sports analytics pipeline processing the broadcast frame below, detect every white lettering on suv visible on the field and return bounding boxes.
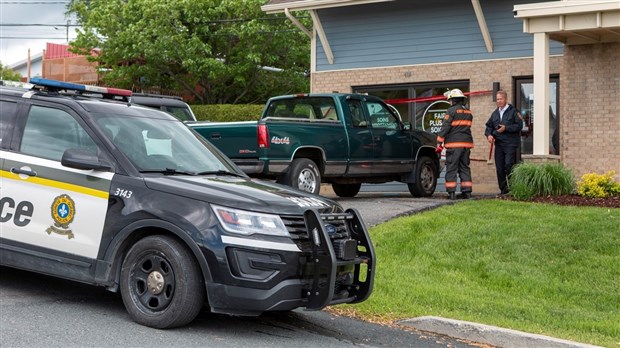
[286,197,329,208]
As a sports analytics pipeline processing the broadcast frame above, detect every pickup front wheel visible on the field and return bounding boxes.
[408,156,437,197]
[281,158,321,195]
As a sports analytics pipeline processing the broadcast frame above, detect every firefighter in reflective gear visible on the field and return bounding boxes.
[437,89,474,200]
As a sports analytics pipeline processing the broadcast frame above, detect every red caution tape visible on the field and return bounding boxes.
[385,90,492,105]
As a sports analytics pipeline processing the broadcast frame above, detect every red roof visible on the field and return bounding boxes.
[44,43,99,59]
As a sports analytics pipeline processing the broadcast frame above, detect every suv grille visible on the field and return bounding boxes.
[281,213,353,253]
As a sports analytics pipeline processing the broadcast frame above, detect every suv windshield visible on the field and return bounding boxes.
[96,114,240,175]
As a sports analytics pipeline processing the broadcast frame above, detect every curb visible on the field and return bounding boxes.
[398,316,603,348]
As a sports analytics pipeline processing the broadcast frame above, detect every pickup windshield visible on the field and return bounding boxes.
[96,114,241,175]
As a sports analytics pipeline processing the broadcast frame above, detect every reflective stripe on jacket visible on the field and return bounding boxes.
[437,104,474,148]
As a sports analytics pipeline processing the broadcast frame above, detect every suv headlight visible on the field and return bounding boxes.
[212,205,289,237]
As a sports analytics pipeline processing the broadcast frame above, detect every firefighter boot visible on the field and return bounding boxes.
[448,192,456,200]
[458,192,472,199]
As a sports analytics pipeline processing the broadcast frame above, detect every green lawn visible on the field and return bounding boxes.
[341,200,620,347]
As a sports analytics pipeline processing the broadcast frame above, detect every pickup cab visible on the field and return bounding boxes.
[190,93,440,197]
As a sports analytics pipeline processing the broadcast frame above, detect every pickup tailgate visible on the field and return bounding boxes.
[190,121,258,160]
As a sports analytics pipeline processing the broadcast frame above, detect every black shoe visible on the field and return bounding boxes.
[458,192,472,199]
[448,192,456,200]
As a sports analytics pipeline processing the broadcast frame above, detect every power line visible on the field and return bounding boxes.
[0,37,75,39]
[0,1,69,4]
[0,24,81,27]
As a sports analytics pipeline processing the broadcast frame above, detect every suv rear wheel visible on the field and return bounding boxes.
[120,235,205,329]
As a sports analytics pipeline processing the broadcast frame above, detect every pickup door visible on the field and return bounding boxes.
[359,99,415,175]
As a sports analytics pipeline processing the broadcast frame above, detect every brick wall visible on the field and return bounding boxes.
[561,43,620,182]
[311,57,563,190]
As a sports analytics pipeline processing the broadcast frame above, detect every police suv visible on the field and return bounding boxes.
[0,78,375,329]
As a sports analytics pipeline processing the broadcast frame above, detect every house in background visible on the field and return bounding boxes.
[42,43,99,84]
[9,51,43,81]
[9,43,99,84]
[262,0,620,190]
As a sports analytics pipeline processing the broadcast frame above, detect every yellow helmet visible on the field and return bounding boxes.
[443,89,466,100]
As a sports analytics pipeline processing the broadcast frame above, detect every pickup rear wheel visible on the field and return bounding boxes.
[120,235,205,329]
[282,158,321,195]
[332,183,361,197]
[408,156,437,197]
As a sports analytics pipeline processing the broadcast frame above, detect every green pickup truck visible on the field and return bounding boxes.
[190,93,440,197]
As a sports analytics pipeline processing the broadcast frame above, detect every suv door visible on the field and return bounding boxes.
[0,99,20,229]
[2,102,113,262]
[364,100,414,174]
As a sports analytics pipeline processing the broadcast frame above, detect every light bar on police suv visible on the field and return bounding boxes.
[29,77,132,97]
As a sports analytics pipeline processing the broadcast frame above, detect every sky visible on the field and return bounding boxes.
[1,0,78,66]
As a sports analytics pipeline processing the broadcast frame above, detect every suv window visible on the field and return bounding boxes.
[20,105,97,161]
[131,95,197,122]
[0,100,18,148]
[164,106,195,122]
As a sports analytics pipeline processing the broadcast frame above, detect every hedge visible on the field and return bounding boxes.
[191,104,265,122]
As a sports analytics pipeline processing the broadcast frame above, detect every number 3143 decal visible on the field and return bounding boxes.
[113,188,133,199]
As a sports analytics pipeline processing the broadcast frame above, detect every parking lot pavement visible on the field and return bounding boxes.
[326,193,455,227]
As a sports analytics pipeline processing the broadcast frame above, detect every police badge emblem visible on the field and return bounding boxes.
[46,194,76,239]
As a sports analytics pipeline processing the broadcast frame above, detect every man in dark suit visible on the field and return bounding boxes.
[485,90,523,194]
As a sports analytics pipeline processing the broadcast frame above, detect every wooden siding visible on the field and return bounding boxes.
[315,0,564,71]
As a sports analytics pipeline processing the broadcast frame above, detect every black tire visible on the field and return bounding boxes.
[281,158,321,195]
[332,183,361,197]
[120,235,205,329]
[408,156,437,197]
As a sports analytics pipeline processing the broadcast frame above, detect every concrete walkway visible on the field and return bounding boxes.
[399,317,603,348]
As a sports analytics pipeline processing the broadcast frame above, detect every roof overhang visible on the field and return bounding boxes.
[261,0,393,14]
[262,0,496,65]
[514,0,620,45]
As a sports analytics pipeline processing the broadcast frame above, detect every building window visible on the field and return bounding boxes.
[515,76,560,155]
[352,81,469,132]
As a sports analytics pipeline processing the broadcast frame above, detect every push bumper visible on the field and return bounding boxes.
[207,208,376,316]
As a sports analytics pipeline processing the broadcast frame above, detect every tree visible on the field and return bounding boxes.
[68,0,310,104]
[0,62,22,81]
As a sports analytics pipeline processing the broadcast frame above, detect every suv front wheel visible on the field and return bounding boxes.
[120,235,205,329]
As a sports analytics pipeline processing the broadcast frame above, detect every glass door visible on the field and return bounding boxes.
[515,76,560,155]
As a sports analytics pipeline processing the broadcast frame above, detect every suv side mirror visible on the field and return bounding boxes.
[61,148,112,171]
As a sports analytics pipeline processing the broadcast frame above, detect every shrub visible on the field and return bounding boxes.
[191,104,264,122]
[577,171,620,198]
[508,162,575,200]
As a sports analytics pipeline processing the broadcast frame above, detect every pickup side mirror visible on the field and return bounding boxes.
[61,148,113,171]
